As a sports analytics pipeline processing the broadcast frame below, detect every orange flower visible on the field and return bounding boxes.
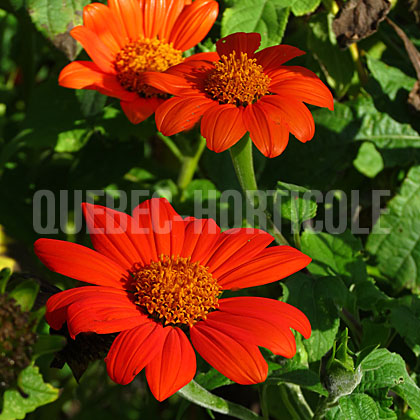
[143,32,334,157]
[58,0,218,124]
[35,198,311,401]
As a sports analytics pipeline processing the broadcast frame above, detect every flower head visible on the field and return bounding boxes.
[59,0,218,124]
[35,198,311,400]
[143,32,334,157]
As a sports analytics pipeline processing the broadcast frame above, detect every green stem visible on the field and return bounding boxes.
[157,132,183,162]
[284,383,314,419]
[279,384,301,420]
[229,135,289,245]
[177,134,207,196]
[258,384,270,420]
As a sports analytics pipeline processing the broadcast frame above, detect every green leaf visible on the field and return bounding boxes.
[178,380,262,420]
[366,55,416,100]
[352,97,420,167]
[152,179,178,201]
[274,181,317,230]
[353,142,384,178]
[0,364,59,420]
[33,334,67,359]
[0,267,11,294]
[307,12,355,98]
[338,394,379,420]
[352,279,390,311]
[9,279,39,311]
[366,165,420,292]
[291,0,321,16]
[284,273,344,362]
[76,90,108,118]
[183,179,220,203]
[195,369,232,391]
[301,230,367,284]
[221,0,291,49]
[26,0,89,59]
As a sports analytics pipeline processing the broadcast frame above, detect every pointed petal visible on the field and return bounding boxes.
[201,104,246,153]
[158,0,186,41]
[105,322,169,385]
[190,322,267,385]
[217,246,311,289]
[83,3,124,52]
[108,0,143,41]
[243,102,289,158]
[34,239,130,289]
[59,61,137,101]
[260,95,315,142]
[131,198,185,262]
[120,96,164,124]
[219,297,312,340]
[255,45,305,70]
[203,310,297,358]
[216,32,261,58]
[170,0,219,51]
[181,218,221,264]
[207,228,274,278]
[82,203,144,269]
[146,327,196,401]
[269,66,334,110]
[70,26,116,74]
[183,52,219,63]
[66,292,148,339]
[45,286,129,330]
[155,96,213,136]
[143,0,166,39]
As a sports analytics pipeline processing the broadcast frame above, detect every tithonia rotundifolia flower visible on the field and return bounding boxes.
[35,198,311,400]
[59,0,218,124]
[143,32,334,157]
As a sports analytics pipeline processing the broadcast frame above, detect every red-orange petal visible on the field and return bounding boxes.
[155,96,214,136]
[202,310,297,358]
[59,61,137,101]
[269,66,334,111]
[216,32,261,58]
[70,26,116,74]
[158,0,186,41]
[143,0,166,39]
[219,297,312,340]
[217,245,311,289]
[120,96,164,124]
[34,239,129,289]
[108,0,143,41]
[83,3,124,52]
[146,327,196,401]
[170,0,219,52]
[131,198,185,262]
[190,322,268,385]
[205,228,273,275]
[65,293,148,339]
[201,104,247,153]
[82,203,144,269]
[45,286,128,330]
[260,95,315,142]
[243,102,289,158]
[181,218,221,264]
[105,322,169,385]
[255,45,305,70]
[141,71,202,96]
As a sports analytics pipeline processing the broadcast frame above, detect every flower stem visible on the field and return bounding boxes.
[177,134,207,198]
[229,135,289,245]
[157,132,183,163]
[258,384,270,420]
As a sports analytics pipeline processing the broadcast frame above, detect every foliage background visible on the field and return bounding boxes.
[1,0,420,419]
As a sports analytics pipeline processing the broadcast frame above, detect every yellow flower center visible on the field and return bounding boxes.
[132,256,221,327]
[114,37,184,97]
[204,51,271,106]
